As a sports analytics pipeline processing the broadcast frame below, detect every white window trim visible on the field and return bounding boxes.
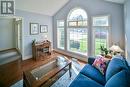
[67,8,88,56]
[57,20,65,50]
[92,15,112,55]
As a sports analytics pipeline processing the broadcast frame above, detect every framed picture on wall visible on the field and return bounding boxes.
[40,25,48,33]
[30,23,39,35]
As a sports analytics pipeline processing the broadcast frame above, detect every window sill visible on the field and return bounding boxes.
[55,48,88,62]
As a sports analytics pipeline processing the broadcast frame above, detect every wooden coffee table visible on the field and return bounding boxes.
[23,56,72,87]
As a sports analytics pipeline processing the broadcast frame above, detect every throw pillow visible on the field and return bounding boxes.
[92,55,107,75]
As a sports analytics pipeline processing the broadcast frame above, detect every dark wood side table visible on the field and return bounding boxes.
[32,40,51,61]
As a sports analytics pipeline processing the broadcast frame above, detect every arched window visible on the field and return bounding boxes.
[68,8,87,27]
[67,8,88,55]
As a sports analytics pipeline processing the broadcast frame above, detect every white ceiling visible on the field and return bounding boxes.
[15,0,69,16]
[15,0,125,16]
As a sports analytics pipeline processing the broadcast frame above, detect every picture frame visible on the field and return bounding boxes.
[40,25,48,33]
[30,23,39,35]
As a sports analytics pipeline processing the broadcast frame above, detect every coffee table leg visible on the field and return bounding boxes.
[69,63,72,78]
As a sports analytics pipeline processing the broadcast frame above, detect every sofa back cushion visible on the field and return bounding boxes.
[106,57,128,81]
[88,57,96,65]
[105,70,130,87]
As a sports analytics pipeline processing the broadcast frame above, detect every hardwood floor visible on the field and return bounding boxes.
[0,59,22,87]
[0,51,86,87]
[22,51,86,72]
[22,51,67,71]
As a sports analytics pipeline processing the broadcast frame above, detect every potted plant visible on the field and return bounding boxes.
[100,45,109,56]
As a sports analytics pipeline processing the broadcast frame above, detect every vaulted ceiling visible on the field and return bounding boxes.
[15,0,69,16]
[15,0,125,16]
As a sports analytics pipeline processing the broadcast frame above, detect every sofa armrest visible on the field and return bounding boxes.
[88,57,96,65]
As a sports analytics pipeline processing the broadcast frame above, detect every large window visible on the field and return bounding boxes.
[92,16,110,55]
[56,8,111,57]
[57,20,65,49]
[67,8,88,56]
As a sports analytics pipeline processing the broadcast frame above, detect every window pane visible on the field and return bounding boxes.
[68,8,87,27]
[68,20,87,27]
[68,28,88,55]
[93,16,109,26]
[68,21,77,27]
[57,21,64,27]
[57,20,65,49]
[78,20,87,26]
[94,27,108,55]
[68,9,87,20]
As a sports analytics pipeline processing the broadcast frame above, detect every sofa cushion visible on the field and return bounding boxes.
[105,70,130,87]
[80,64,106,85]
[69,74,104,87]
[106,57,128,81]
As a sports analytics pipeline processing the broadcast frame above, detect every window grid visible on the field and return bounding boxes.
[67,8,88,56]
[93,16,110,55]
[57,20,65,49]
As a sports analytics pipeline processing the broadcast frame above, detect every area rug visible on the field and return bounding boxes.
[51,69,77,87]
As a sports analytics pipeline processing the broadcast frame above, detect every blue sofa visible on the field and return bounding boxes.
[69,56,130,87]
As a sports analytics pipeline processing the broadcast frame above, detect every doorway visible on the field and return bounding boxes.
[0,16,23,56]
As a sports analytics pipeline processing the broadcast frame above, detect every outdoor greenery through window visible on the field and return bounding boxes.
[57,20,65,49]
[67,8,88,55]
[93,16,110,55]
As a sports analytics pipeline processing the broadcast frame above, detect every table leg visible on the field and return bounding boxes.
[69,63,72,78]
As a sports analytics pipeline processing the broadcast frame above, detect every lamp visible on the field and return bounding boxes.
[109,44,124,55]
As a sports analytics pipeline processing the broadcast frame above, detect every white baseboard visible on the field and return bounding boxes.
[23,55,32,60]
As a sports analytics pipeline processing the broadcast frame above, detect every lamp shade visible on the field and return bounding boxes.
[109,45,124,53]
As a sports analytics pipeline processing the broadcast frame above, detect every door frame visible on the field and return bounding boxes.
[14,18,23,54]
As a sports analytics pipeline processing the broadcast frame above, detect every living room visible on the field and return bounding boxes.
[0,0,130,87]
